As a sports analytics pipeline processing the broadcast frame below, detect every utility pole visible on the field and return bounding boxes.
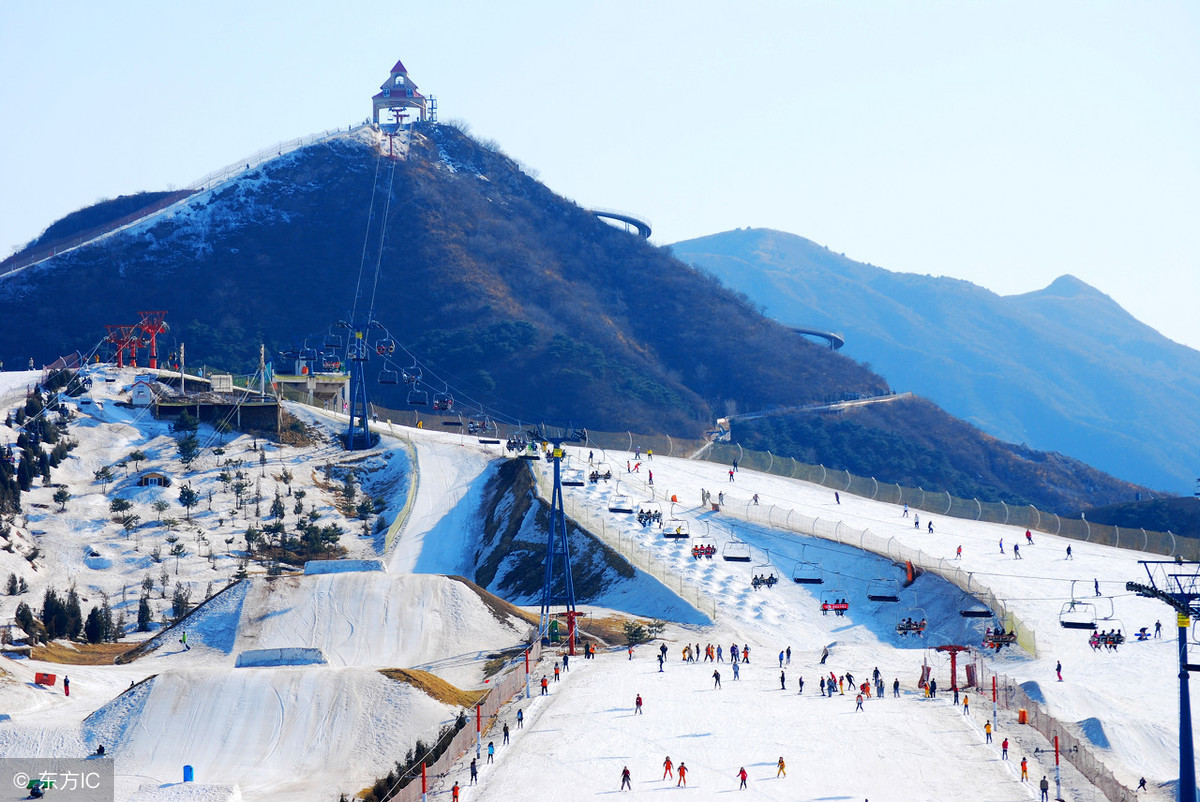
[1127,560,1200,802]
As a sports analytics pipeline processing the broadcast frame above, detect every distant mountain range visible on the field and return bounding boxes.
[0,125,1152,513]
[670,228,1200,494]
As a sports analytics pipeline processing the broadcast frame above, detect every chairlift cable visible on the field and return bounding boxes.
[350,152,384,322]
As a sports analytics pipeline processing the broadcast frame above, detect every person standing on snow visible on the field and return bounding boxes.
[677,763,688,787]
[635,694,643,714]
[1066,544,1073,559]
[855,693,864,711]
[469,758,478,785]
[713,669,721,689]
[797,676,804,694]
[779,651,785,668]
[1056,661,1063,682]
[662,756,674,780]
[780,670,786,690]
[1020,757,1028,781]
[732,661,740,681]
[737,767,748,789]
[540,676,548,695]
[984,721,992,743]
[1014,543,1021,559]
[786,646,791,664]
[742,645,750,663]
[620,766,632,791]
[1001,738,1009,759]
[487,742,495,763]
[502,723,509,744]
[516,708,524,728]
[777,756,786,777]
[657,653,664,672]
[1039,775,1049,801]
[962,694,969,715]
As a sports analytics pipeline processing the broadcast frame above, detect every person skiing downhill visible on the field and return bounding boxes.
[663,756,673,779]
[677,763,688,787]
[621,766,632,791]
[777,756,786,777]
[737,767,748,789]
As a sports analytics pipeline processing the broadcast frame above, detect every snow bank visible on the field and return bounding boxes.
[234,648,326,667]
[303,559,384,574]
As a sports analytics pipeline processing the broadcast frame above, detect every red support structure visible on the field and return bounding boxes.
[138,311,168,369]
[935,644,971,690]
[104,325,140,368]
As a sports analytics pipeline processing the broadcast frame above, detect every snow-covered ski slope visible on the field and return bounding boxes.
[0,374,1191,801]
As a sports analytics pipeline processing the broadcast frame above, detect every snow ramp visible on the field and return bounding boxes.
[229,572,529,668]
[86,665,460,801]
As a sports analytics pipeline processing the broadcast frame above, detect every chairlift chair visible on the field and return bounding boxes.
[561,467,586,487]
[867,578,901,603]
[664,519,690,539]
[691,536,717,560]
[378,370,399,386]
[791,560,824,585]
[407,387,429,406]
[608,492,635,514]
[1059,580,1099,629]
[896,607,927,636]
[722,539,751,561]
[433,384,454,412]
[636,500,662,527]
[819,586,849,615]
[376,338,397,356]
[323,331,343,349]
[959,603,993,618]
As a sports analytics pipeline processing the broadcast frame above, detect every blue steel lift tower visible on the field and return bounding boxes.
[536,424,585,655]
[1127,560,1200,802]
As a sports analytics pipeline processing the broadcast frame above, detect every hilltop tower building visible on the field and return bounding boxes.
[372,60,428,125]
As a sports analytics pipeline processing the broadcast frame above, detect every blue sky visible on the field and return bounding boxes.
[2,1,1198,348]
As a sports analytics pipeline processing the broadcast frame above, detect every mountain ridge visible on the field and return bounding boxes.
[0,126,1151,512]
[671,227,1200,493]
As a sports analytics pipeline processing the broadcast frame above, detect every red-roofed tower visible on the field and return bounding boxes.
[372,59,428,125]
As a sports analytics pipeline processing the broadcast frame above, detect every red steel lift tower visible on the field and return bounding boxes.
[138,311,168,369]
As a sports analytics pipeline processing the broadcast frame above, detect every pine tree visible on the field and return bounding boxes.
[65,585,83,640]
[137,596,153,632]
[5,573,17,595]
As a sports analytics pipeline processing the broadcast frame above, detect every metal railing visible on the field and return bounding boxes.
[976,658,1135,802]
[388,638,543,802]
[699,442,1197,561]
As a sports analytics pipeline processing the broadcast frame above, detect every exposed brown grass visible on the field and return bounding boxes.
[579,614,633,645]
[379,668,486,708]
[31,641,133,665]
